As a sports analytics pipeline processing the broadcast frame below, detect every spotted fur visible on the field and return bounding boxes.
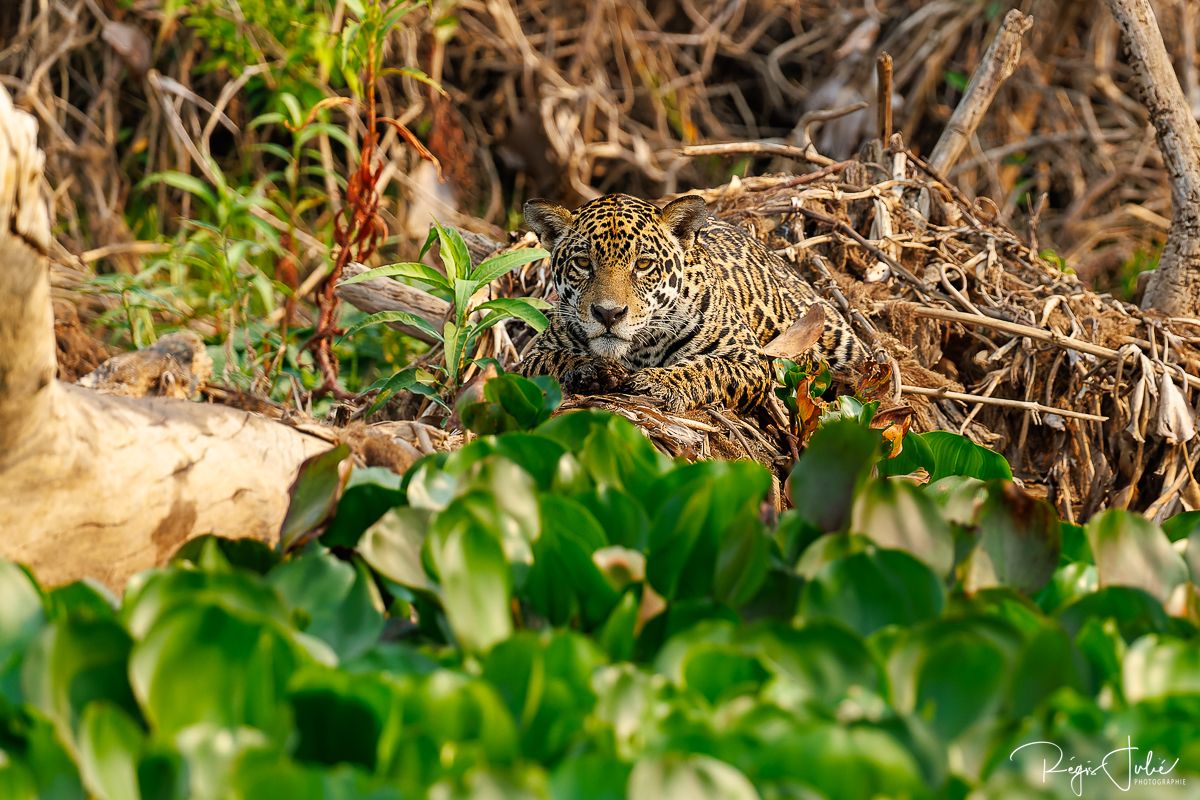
[518,193,867,412]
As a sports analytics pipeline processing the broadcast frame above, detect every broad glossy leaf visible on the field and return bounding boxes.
[171,536,279,575]
[851,478,955,576]
[628,754,758,800]
[425,517,512,653]
[288,667,396,770]
[526,496,618,627]
[1057,586,1175,642]
[750,622,884,715]
[551,755,631,800]
[1123,635,1200,703]
[129,604,304,740]
[1086,510,1189,605]
[0,560,44,703]
[122,565,289,640]
[963,481,1060,595]
[789,419,881,532]
[77,703,144,800]
[799,549,945,637]
[280,443,352,551]
[22,619,140,752]
[646,461,771,605]
[920,431,1012,481]
[359,507,434,592]
[268,551,384,661]
[321,467,407,549]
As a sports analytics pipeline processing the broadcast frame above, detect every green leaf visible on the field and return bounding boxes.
[469,248,549,285]
[268,551,384,661]
[171,536,279,576]
[22,618,140,754]
[474,297,551,333]
[646,461,771,605]
[341,310,443,343]
[1123,635,1200,702]
[628,754,758,800]
[358,507,434,593]
[1086,509,1190,606]
[129,603,304,740]
[77,703,145,800]
[851,478,955,577]
[799,549,945,637]
[454,278,477,328]
[138,172,217,209]
[790,419,881,532]
[321,467,407,549]
[963,481,1061,595]
[443,320,462,383]
[434,221,473,281]
[279,444,352,551]
[0,560,45,704]
[917,431,1012,481]
[1162,510,1200,542]
[338,261,450,291]
[288,667,395,770]
[526,496,618,627]
[425,518,512,653]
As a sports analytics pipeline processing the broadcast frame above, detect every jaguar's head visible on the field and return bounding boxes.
[524,193,708,360]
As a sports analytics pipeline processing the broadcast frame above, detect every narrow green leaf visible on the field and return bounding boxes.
[475,298,551,333]
[434,222,473,281]
[468,248,549,286]
[339,262,450,290]
[342,310,443,343]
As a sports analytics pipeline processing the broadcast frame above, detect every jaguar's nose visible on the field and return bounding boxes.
[591,303,629,329]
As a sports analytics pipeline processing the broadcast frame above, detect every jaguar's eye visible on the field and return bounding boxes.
[572,256,591,271]
[634,258,654,274]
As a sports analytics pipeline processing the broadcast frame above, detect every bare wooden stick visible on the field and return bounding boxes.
[680,141,837,167]
[908,303,1200,390]
[1104,0,1200,317]
[901,384,1107,422]
[876,52,893,142]
[928,10,1033,175]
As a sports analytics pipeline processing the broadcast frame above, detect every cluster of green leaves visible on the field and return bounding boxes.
[342,222,549,413]
[99,1,438,402]
[2,384,1199,798]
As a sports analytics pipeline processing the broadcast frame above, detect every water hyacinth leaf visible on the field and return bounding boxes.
[288,667,395,770]
[551,755,631,800]
[851,478,955,576]
[963,482,1060,595]
[129,604,302,740]
[279,443,353,551]
[919,431,1012,481]
[267,551,384,662]
[750,622,884,715]
[321,467,407,549]
[1056,586,1175,642]
[1162,510,1200,542]
[646,461,770,605]
[789,419,881,532]
[1086,509,1189,605]
[0,560,45,703]
[425,520,512,653]
[358,507,434,592]
[21,618,140,752]
[526,496,618,628]
[628,754,758,800]
[1122,635,1200,702]
[77,703,145,800]
[800,549,945,637]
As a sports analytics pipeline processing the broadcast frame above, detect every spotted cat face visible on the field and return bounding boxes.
[524,193,708,360]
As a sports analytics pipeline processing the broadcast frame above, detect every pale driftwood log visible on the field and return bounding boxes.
[1104,0,1200,317]
[927,10,1033,175]
[0,87,331,591]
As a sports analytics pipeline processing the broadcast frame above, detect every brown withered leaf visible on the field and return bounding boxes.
[795,376,827,443]
[855,359,895,402]
[871,405,914,459]
[763,304,825,359]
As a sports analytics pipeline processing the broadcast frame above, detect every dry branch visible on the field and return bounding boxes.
[1105,0,1200,316]
[928,10,1033,176]
[0,88,333,591]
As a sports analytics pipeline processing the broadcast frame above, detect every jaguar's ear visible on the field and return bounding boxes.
[524,199,573,250]
[661,195,709,246]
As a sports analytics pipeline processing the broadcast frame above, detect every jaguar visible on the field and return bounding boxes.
[518,193,866,412]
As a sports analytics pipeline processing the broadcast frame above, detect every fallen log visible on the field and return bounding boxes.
[0,87,333,592]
